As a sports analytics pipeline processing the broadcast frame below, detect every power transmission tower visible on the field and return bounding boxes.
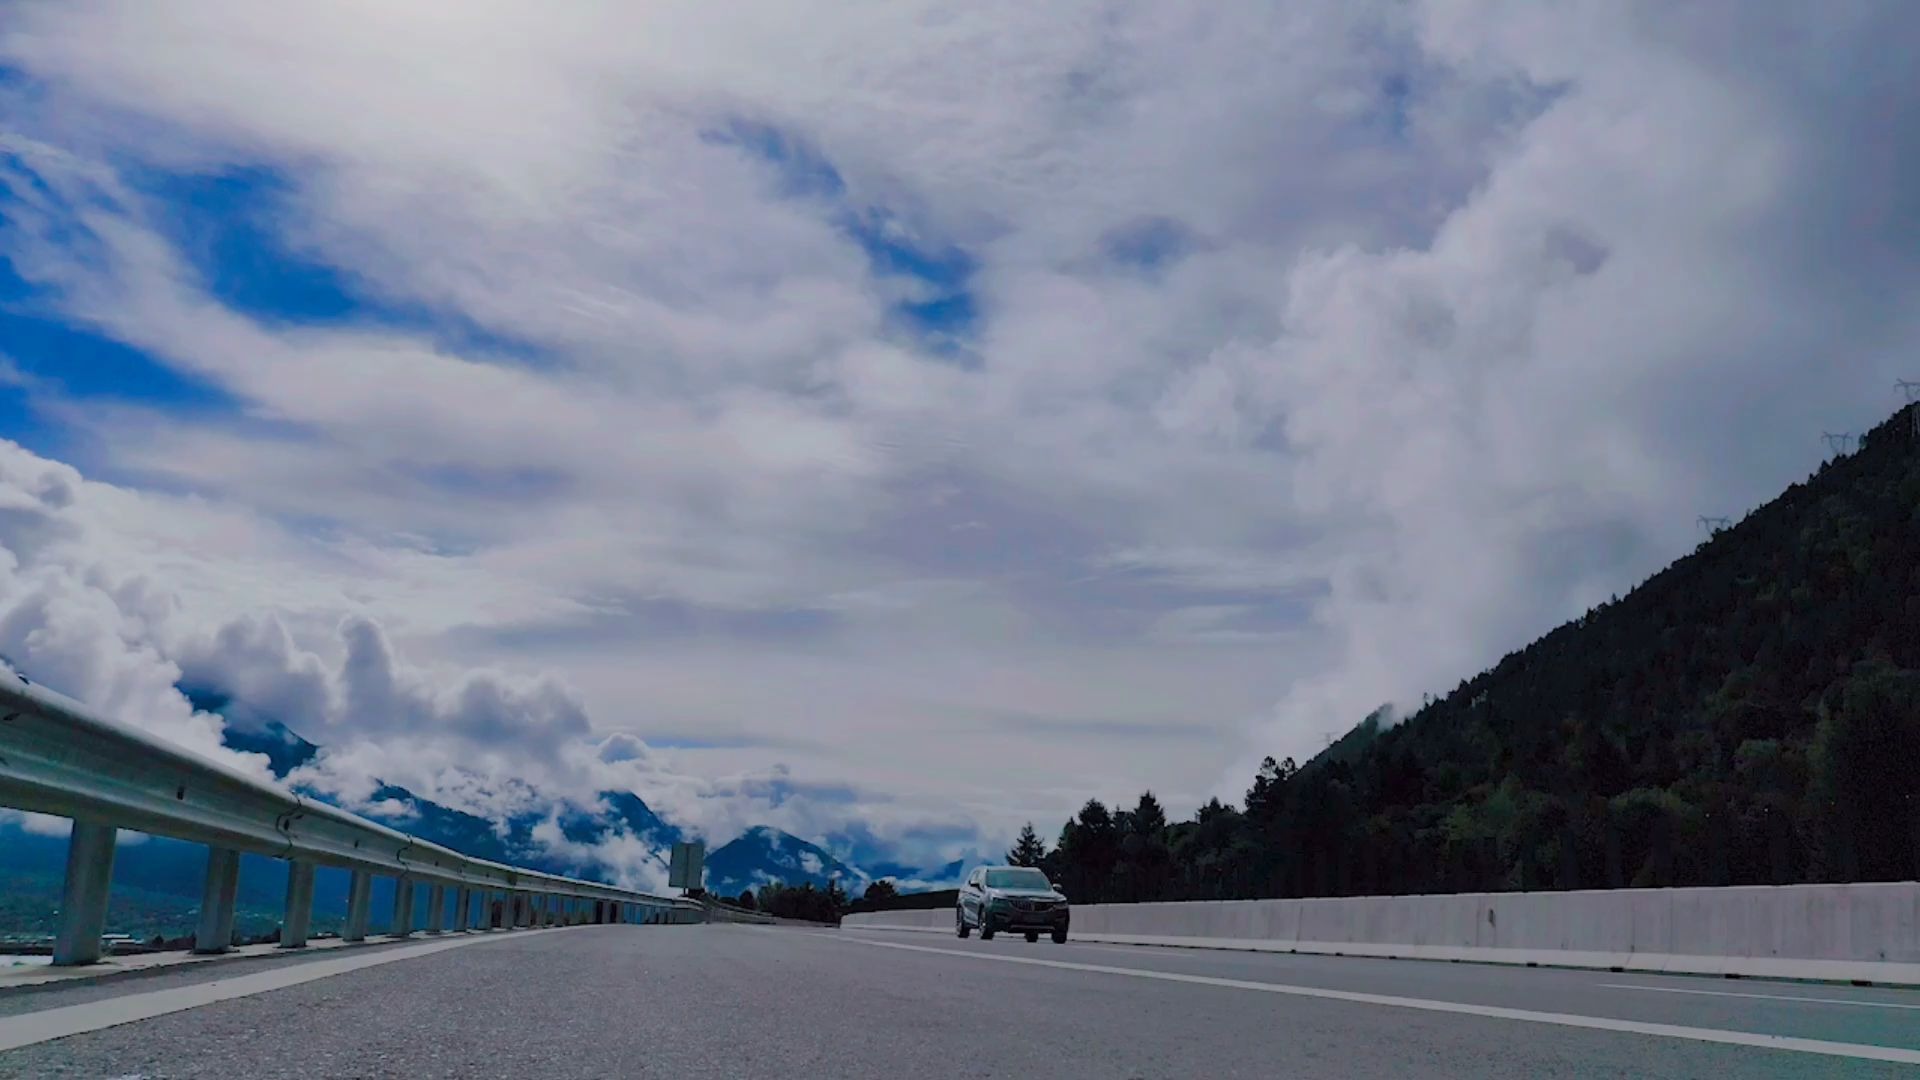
[1697,516,1731,536]
[1821,432,1854,457]
[1900,381,1920,440]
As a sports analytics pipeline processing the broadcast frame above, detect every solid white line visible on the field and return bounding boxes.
[1601,983,1920,1010]
[0,927,560,1052]
[845,937,1920,1066]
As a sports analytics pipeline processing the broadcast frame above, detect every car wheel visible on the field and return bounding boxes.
[956,910,971,938]
[979,918,995,941]
[1025,931,1039,943]
[1052,927,1068,944]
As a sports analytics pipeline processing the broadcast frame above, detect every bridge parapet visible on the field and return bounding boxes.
[0,673,703,965]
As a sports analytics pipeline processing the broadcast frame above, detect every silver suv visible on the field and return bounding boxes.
[956,865,1069,943]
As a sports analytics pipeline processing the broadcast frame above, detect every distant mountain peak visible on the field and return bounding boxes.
[704,825,863,895]
[190,681,962,894]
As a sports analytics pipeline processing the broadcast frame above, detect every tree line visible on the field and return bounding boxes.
[730,880,850,923]
[1013,406,1920,904]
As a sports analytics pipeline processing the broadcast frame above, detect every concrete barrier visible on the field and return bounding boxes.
[849,908,948,931]
[841,882,1920,986]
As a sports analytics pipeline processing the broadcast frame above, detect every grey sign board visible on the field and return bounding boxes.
[669,841,706,891]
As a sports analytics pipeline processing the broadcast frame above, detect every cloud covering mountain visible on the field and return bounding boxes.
[0,1,1916,850]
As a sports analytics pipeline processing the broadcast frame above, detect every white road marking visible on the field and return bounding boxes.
[846,937,1920,1066]
[1601,983,1920,1010]
[0,927,563,1052]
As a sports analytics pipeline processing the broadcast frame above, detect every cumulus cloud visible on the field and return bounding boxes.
[0,445,246,770]
[0,436,960,876]
[0,0,1915,858]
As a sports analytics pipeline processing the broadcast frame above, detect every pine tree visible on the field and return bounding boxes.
[1007,821,1048,866]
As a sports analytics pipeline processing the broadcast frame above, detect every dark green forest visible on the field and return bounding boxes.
[1022,404,1920,905]
[735,880,849,923]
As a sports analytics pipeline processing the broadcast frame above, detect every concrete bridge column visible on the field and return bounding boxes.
[391,878,416,939]
[193,847,240,954]
[281,860,316,948]
[51,822,117,966]
[344,869,373,941]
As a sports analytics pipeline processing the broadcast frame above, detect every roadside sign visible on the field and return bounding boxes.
[669,841,705,891]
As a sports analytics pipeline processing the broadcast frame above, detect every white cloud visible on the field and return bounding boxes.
[0,0,1914,864]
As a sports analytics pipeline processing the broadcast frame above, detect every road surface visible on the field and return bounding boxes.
[3,923,1918,1077]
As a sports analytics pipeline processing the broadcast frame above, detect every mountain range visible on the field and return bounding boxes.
[1030,402,1920,906]
[0,688,965,938]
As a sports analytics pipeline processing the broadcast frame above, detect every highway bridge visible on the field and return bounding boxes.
[4,920,1920,1077]
[3,673,1920,1077]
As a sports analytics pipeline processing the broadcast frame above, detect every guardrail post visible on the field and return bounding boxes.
[453,887,471,930]
[52,821,118,966]
[281,860,316,949]
[518,892,532,928]
[391,878,415,938]
[426,884,446,934]
[344,869,373,942]
[193,847,240,954]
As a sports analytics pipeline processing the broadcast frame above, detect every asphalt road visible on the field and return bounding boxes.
[3,923,1919,1078]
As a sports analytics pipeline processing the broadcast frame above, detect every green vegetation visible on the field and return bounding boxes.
[1006,823,1048,868]
[753,880,848,923]
[1039,405,1920,904]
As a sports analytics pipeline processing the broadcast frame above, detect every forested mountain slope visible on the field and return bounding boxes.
[1039,405,1920,904]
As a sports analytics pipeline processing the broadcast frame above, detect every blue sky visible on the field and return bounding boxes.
[0,1,1915,879]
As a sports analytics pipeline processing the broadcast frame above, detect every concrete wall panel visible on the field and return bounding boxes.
[840,881,1920,984]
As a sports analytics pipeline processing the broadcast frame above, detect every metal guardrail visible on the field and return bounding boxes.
[702,898,776,925]
[0,672,704,965]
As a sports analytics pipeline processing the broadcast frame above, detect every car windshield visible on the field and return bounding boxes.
[985,868,1052,891]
